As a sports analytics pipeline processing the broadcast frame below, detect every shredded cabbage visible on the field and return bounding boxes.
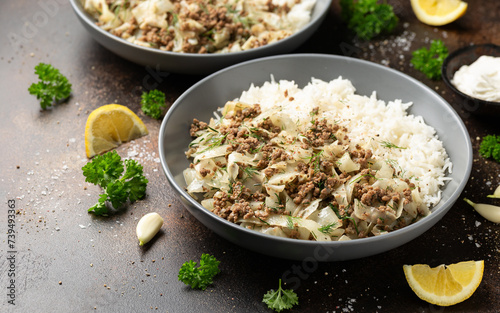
[183,77,450,241]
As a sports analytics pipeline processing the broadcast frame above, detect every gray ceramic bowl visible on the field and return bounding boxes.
[70,0,332,75]
[159,54,472,261]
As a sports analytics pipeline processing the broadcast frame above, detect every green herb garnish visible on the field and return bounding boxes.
[479,135,500,163]
[380,140,406,149]
[411,39,449,80]
[28,62,72,109]
[82,151,148,216]
[178,253,220,290]
[141,89,166,119]
[262,279,299,312]
[340,0,398,41]
[329,203,359,234]
[318,222,338,235]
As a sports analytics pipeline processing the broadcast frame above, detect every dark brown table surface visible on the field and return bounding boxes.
[1,1,499,312]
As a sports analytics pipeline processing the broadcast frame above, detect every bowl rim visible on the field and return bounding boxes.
[69,0,333,60]
[441,43,500,107]
[159,53,473,248]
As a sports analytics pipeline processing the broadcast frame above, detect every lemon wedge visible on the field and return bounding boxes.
[403,260,484,306]
[85,104,148,158]
[411,0,468,26]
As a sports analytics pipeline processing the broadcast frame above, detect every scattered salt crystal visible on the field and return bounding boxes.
[79,224,86,229]
[154,158,160,163]
[55,227,60,231]
[128,150,138,157]
[468,235,473,241]
[475,221,481,227]
[69,138,76,143]
[475,243,481,248]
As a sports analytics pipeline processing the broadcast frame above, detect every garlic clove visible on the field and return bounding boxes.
[487,185,500,199]
[472,203,500,224]
[464,198,500,224]
[137,212,164,246]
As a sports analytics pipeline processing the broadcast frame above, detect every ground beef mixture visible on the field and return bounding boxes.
[86,0,312,54]
[187,103,418,239]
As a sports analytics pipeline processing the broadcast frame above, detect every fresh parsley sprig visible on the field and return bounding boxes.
[178,253,220,290]
[340,0,399,41]
[82,151,148,216]
[262,279,299,312]
[141,89,166,119]
[28,62,72,109]
[411,39,449,80]
[479,135,500,163]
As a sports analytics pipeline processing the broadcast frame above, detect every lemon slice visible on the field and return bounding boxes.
[85,104,148,158]
[411,0,468,26]
[403,260,484,306]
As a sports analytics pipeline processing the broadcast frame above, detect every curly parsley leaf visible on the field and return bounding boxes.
[479,135,500,163]
[82,151,148,215]
[141,89,166,119]
[411,39,449,80]
[340,0,398,41]
[28,63,72,109]
[178,253,220,290]
[263,279,299,312]
[82,151,124,188]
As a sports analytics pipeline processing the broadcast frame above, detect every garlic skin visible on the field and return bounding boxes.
[137,212,164,246]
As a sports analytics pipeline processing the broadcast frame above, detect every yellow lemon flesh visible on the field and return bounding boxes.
[85,104,148,158]
[403,260,484,306]
[411,0,468,26]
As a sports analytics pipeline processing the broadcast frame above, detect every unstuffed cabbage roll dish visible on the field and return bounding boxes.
[81,0,317,54]
[183,77,452,241]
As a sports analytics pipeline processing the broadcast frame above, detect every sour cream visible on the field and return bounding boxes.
[451,55,500,102]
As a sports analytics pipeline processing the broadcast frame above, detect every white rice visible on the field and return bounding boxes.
[237,76,452,207]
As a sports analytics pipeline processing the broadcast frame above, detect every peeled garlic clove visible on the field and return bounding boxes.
[464,198,500,224]
[137,212,164,246]
[487,185,500,199]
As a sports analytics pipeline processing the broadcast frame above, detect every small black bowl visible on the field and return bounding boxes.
[442,43,500,115]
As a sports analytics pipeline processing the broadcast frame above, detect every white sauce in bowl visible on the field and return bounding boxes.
[452,55,500,102]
